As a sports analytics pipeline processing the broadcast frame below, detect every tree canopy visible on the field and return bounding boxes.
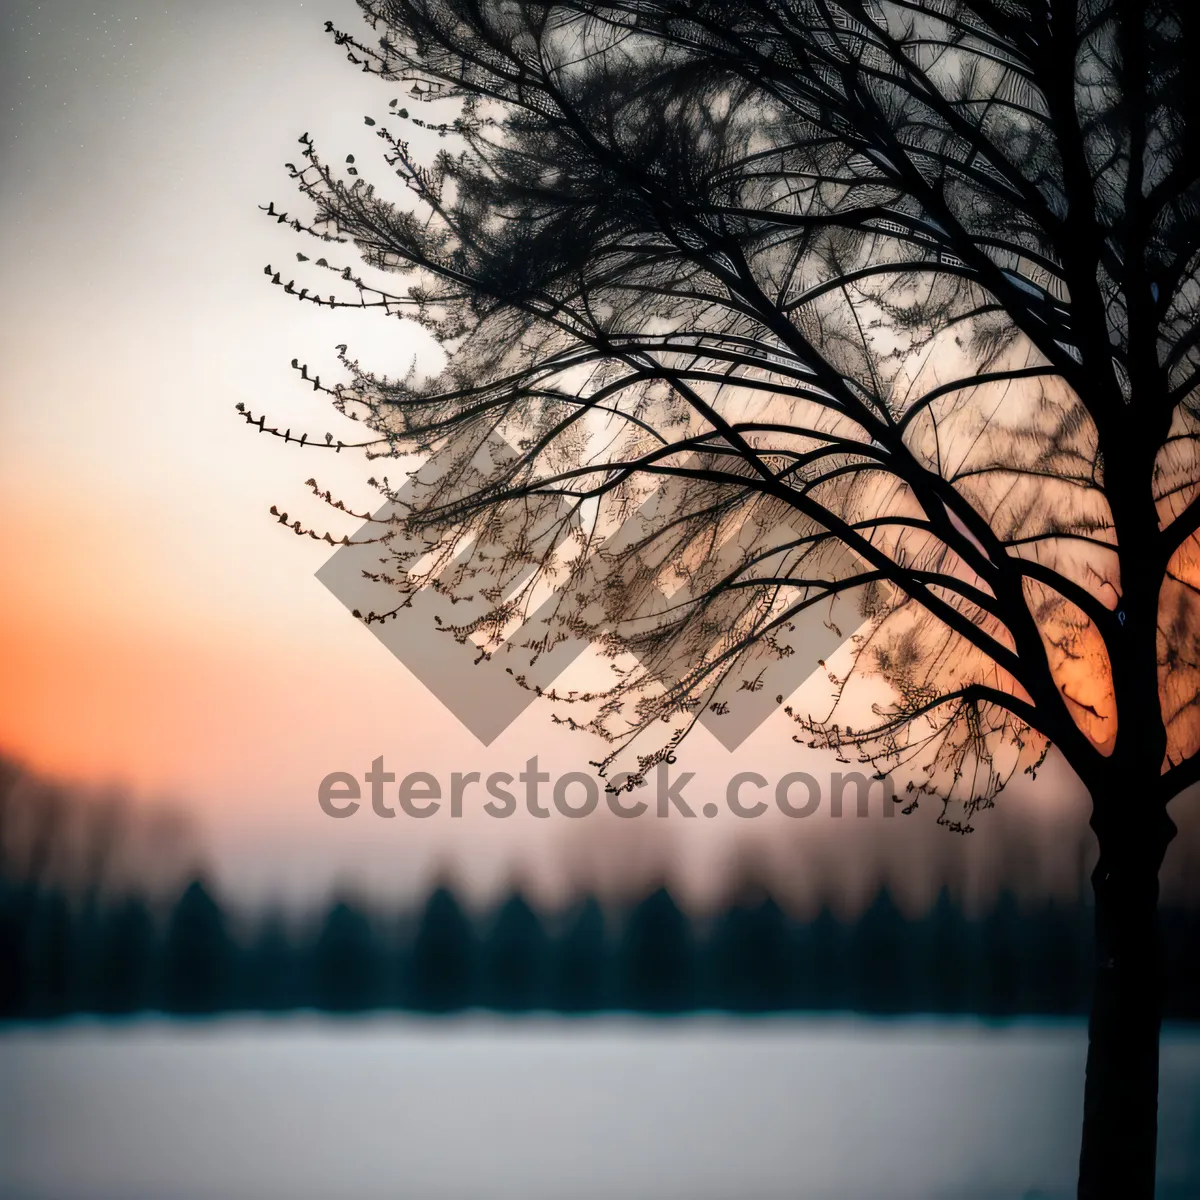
[254,0,1200,828]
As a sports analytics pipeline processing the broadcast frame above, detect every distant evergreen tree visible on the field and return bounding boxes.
[376,911,415,1009]
[161,879,234,1014]
[481,891,549,1012]
[312,899,379,1012]
[709,891,792,1012]
[1027,898,1087,1017]
[70,898,106,1014]
[550,894,608,1013]
[0,880,28,1018]
[1163,907,1200,1022]
[242,912,302,1012]
[974,889,1024,1018]
[28,890,75,1017]
[93,895,157,1015]
[617,887,695,1013]
[796,905,847,1012]
[407,885,477,1012]
[922,886,968,1015]
[850,889,910,1015]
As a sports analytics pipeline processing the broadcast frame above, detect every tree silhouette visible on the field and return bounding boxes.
[709,884,793,1011]
[481,889,550,1010]
[795,901,847,1012]
[407,884,477,1011]
[312,897,381,1011]
[243,910,302,1012]
[162,879,234,1015]
[850,886,910,1014]
[972,886,1024,1017]
[93,895,157,1015]
[27,890,74,1018]
[1029,894,1090,1017]
[258,2,1200,1192]
[617,885,696,1012]
[921,883,970,1014]
[550,893,609,1011]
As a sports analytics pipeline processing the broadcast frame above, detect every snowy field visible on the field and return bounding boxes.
[1,1016,1198,1199]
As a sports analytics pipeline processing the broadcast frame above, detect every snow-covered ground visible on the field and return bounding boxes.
[1,1016,1198,1199]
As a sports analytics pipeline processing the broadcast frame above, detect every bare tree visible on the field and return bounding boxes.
[251,1,1200,1194]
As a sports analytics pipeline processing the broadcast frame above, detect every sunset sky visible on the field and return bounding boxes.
[0,0,1099,908]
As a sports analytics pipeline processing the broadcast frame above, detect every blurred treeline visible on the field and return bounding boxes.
[3,757,1198,1021]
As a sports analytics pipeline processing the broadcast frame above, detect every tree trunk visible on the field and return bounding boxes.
[1077,810,1174,1200]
